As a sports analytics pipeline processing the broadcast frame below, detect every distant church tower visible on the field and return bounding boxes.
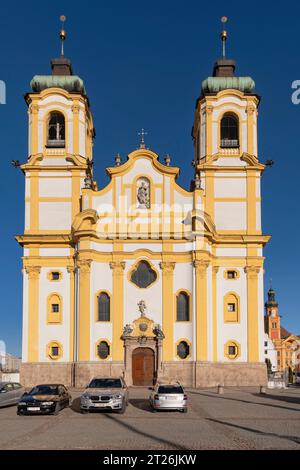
[17,19,271,388]
[265,286,281,341]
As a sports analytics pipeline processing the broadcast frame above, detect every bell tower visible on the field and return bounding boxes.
[17,17,95,365]
[22,16,95,235]
[265,286,281,341]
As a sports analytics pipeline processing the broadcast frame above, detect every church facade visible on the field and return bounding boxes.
[17,44,271,388]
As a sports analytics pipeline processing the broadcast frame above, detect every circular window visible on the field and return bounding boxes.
[177,341,190,360]
[97,341,110,360]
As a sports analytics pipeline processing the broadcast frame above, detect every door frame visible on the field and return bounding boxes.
[123,336,163,386]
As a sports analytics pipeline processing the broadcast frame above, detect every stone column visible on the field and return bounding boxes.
[77,259,92,361]
[244,265,261,362]
[160,261,175,361]
[194,259,210,361]
[110,261,126,361]
[25,266,41,362]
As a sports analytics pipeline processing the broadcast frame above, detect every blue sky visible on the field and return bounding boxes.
[0,0,299,356]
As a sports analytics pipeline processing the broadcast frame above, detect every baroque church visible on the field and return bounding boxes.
[17,22,271,387]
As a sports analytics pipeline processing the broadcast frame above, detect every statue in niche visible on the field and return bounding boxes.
[137,300,148,317]
[137,178,150,209]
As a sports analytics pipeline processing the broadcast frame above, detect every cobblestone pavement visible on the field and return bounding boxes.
[0,386,299,450]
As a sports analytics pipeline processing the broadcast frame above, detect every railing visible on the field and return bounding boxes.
[47,139,65,148]
[220,139,239,148]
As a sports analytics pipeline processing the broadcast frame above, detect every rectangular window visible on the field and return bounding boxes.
[52,272,60,281]
[272,322,277,328]
[277,351,280,356]
[264,341,268,347]
[228,346,236,356]
[52,304,59,313]
[227,303,235,312]
[227,271,236,279]
[264,350,267,355]
[51,347,59,357]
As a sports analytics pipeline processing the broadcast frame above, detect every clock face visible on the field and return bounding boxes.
[271,309,277,318]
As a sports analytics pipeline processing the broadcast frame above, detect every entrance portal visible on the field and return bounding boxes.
[132,347,155,386]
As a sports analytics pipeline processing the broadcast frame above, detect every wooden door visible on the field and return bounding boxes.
[132,348,155,386]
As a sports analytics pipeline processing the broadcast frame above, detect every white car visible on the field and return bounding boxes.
[149,382,187,413]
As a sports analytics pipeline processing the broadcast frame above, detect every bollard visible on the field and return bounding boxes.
[217,384,224,395]
[259,385,266,395]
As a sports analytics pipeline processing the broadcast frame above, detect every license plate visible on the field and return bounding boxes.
[27,407,40,411]
[94,403,108,407]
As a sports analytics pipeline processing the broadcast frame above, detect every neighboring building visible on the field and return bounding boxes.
[0,352,21,373]
[265,287,300,373]
[17,25,271,388]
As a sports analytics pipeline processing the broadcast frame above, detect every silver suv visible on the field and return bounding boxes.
[80,377,128,414]
[149,382,187,412]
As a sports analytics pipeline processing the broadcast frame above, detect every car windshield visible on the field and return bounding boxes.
[158,385,184,394]
[29,385,59,395]
[88,379,122,388]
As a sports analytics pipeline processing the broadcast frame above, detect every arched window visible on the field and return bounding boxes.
[47,293,63,324]
[220,113,239,148]
[177,341,190,360]
[97,292,110,322]
[47,112,65,147]
[224,293,239,323]
[130,260,157,288]
[176,292,190,321]
[97,341,110,360]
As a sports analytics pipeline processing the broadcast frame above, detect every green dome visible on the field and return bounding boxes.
[202,76,255,94]
[30,75,86,94]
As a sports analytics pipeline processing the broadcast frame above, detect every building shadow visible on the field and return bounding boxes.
[206,417,300,446]
[188,390,300,413]
[129,398,153,413]
[252,393,300,406]
[103,412,189,450]
[70,397,82,414]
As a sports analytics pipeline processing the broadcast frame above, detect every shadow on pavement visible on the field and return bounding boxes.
[206,417,300,446]
[70,397,81,414]
[252,393,300,406]
[103,412,189,450]
[129,398,153,413]
[188,390,300,413]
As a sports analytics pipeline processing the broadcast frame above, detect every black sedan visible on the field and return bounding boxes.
[17,384,71,415]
